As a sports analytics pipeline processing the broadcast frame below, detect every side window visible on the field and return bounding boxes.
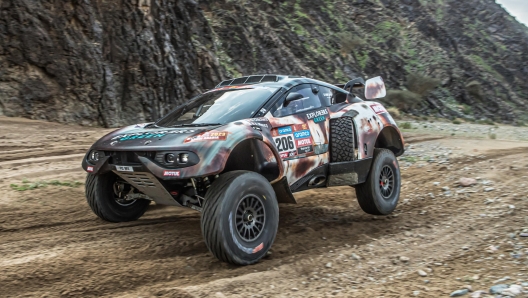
[317,86,333,107]
[272,84,322,117]
[330,88,349,105]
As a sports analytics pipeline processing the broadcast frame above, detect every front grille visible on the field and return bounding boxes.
[118,172,157,188]
[105,151,155,165]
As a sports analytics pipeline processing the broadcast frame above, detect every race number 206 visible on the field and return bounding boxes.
[274,135,295,152]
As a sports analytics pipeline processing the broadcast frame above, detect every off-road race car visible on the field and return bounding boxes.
[82,74,404,265]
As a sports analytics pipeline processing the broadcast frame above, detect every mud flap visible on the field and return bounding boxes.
[327,158,372,187]
[271,177,297,204]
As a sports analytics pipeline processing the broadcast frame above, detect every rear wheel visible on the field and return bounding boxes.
[355,149,401,215]
[85,172,150,222]
[201,171,279,265]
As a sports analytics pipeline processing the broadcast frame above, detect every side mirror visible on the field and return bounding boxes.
[283,92,305,107]
[365,76,386,99]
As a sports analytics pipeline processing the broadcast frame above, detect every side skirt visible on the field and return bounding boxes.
[327,158,372,187]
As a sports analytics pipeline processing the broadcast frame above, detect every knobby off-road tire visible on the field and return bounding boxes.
[201,171,279,265]
[330,117,355,162]
[85,172,150,222]
[355,149,401,215]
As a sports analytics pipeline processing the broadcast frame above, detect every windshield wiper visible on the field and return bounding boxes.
[168,123,222,127]
[182,123,222,127]
[144,123,160,129]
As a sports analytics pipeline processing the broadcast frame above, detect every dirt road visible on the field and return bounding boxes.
[1,116,527,297]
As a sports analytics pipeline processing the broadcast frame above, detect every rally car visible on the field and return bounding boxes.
[82,74,404,265]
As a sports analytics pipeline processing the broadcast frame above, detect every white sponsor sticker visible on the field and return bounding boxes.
[116,166,134,172]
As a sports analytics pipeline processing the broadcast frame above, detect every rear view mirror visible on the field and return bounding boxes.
[365,76,386,99]
[284,92,305,107]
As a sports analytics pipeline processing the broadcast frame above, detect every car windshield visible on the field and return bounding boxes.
[155,87,278,127]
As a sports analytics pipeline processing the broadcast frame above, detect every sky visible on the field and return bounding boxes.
[496,0,528,26]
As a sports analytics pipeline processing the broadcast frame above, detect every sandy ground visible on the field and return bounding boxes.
[1,116,527,297]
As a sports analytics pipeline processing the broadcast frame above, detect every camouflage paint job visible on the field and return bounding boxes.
[83,76,403,188]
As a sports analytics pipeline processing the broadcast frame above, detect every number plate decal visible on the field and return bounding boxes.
[273,133,297,159]
[116,166,134,172]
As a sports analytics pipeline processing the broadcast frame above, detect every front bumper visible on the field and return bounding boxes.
[81,151,222,180]
[82,153,191,206]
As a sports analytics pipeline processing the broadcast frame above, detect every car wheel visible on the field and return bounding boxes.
[330,117,355,162]
[201,171,279,265]
[85,172,150,222]
[355,149,401,215]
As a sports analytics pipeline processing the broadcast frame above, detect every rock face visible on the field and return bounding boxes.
[1,0,527,127]
[0,0,222,127]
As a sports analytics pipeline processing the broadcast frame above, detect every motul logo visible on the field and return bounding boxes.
[296,138,312,147]
[163,170,180,177]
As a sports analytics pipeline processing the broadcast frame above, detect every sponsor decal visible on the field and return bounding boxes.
[313,115,326,123]
[252,242,264,254]
[306,108,328,120]
[163,170,181,177]
[293,130,311,139]
[277,126,293,135]
[249,122,269,128]
[297,145,313,155]
[296,138,313,147]
[116,166,134,172]
[185,131,228,143]
[117,133,166,142]
[370,103,388,114]
[292,123,308,131]
[112,129,196,141]
[86,166,94,172]
[279,150,297,159]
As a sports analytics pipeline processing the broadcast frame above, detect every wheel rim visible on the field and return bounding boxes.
[113,181,136,207]
[235,195,266,242]
[379,165,395,199]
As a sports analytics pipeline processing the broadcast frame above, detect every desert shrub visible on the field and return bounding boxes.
[336,32,363,56]
[466,80,482,100]
[400,122,412,129]
[385,73,440,111]
[386,90,423,110]
[406,73,441,97]
[461,104,472,115]
[452,119,462,124]
[387,107,401,119]
[477,119,495,125]
[489,133,497,139]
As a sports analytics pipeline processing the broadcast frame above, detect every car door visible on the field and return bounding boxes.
[267,84,331,184]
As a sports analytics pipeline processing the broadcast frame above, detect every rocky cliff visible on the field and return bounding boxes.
[1,0,527,127]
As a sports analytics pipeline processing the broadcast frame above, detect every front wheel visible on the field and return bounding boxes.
[201,171,279,265]
[85,172,150,222]
[355,149,401,215]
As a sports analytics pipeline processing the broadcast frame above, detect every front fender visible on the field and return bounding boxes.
[173,123,284,179]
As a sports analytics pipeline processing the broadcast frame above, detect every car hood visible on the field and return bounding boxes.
[91,123,223,151]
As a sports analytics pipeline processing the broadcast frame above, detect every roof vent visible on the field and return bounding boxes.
[215,75,283,88]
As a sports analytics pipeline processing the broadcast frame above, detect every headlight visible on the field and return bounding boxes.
[179,153,189,163]
[165,153,175,163]
[89,150,101,162]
